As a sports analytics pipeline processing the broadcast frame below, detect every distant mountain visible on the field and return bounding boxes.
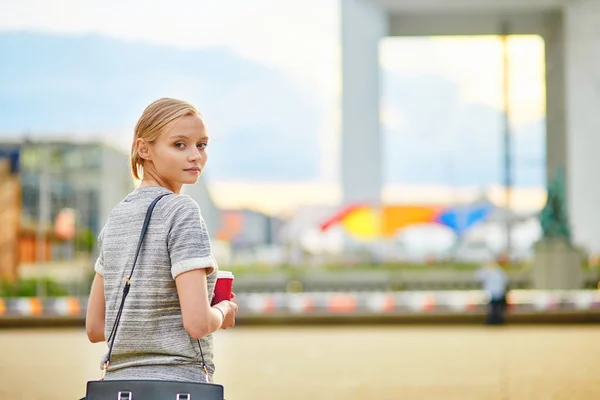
[0,32,324,181]
[0,32,545,186]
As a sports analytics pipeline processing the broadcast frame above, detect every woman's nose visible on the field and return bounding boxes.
[189,148,202,161]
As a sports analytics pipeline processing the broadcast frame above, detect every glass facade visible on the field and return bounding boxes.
[1,141,126,238]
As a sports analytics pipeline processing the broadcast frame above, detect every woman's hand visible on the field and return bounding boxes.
[214,298,238,330]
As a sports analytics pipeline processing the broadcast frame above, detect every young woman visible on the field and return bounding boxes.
[85,97,238,383]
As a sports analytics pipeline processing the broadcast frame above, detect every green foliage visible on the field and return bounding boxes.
[0,278,69,297]
[75,227,96,254]
[540,166,571,243]
[225,261,523,276]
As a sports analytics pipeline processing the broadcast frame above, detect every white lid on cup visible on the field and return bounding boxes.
[217,270,234,279]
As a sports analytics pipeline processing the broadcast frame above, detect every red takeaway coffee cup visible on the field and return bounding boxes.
[211,271,234,306]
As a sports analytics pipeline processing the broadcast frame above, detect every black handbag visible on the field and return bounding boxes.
[84,193,225,400]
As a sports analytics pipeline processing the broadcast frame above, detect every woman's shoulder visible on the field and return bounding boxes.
[162,193,199,212]
[160,193,202,224]
[124,187,199,213]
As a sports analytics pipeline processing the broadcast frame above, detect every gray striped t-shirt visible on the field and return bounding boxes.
[94,186,218,382]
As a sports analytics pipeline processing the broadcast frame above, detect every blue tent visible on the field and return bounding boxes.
[436,205,493,235]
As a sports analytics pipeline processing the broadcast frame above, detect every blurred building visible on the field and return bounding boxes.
[341,0,600,256]
[0,150,21,279]
[218,209,284,250]
[0,138,133,264]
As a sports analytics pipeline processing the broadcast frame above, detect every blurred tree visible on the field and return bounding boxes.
[75,227,95,254]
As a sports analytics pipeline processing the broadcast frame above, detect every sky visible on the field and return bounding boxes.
[380,35,545,127]
[0,0,340,100]
[0,0,546,214]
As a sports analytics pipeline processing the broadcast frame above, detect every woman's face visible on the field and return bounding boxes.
[144,114,209,191]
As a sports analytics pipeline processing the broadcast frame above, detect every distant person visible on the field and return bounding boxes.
[476,258,508,325]
[83,98,238,395]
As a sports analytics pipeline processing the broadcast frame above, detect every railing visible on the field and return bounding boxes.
[1,290,600,321]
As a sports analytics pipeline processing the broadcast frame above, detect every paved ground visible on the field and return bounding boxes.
[1,325,599,399]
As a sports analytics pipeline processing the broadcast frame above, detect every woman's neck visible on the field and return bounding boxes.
[139,177,180,194]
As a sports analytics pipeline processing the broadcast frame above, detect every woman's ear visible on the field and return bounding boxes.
[136,138,151,160]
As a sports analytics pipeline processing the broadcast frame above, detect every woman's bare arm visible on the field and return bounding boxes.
[176,269,236,339]
[86,273,106,343]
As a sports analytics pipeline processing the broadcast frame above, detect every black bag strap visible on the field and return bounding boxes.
[101,193,211,382]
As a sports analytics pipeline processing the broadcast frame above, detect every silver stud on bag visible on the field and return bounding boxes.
[118,392,132,400]
[176,394,191,400]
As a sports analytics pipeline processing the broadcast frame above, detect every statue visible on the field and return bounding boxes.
[539,166,571,243]
[533,165,582,289]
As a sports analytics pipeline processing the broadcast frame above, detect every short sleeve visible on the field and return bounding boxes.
[94,227,105,276]
[166,196,215,279]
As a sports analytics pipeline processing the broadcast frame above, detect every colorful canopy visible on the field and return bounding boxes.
[436,206,492,235]
[319,204,493,239]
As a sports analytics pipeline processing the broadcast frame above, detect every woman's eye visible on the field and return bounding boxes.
[175,142,185,148]
[198,143,208,149]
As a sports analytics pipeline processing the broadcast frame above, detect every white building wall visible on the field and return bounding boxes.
[100,145,134,231]
[564,0,600,254]
[341,0,388,204]
[182,178,221,239]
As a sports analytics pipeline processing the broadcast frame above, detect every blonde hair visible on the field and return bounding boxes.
[130,97,200,180]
